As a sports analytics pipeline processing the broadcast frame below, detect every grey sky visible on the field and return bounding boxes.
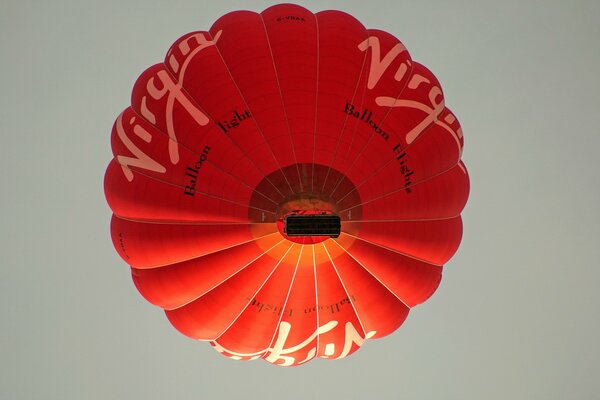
[1,0,599,399]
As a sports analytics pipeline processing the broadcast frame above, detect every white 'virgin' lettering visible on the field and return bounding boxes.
[376,77,445,144]
[167,31,222,78]
[119,31,222,181]
[115,113,166,182]
[358,36,409,89]
[145,70,210,164]
[212,320,376,366]
[358,35,461,148]
[376,74,461,147]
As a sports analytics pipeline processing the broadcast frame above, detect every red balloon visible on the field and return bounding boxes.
[104,3,469,366]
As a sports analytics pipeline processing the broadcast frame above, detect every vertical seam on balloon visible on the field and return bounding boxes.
[321,242,369,346]
[330,119,454,206]
[117,224,280,269]
[334,155,395,205]
[337,232,445,305]
[329,66,464,204]
[162,36,288,203]
[259,12,304,194]
[329,236,412,309]
[337,62,371,170]
[210,241,296,342]
[156,61,286,205]
[323,28,369,198]
[334,133,465,207]
[339,230,443,267]
[343,216,459,223]
[311,244,320,360]
[310,13,320,193]
[119,105,280,208]
[315,16,370,197]
[159,236,288,310]
[209,25,296,196]
[110,167,278,219]
[110,159,278,218]
[331,129,458,207]
[337,162,468,216]
[319,66,369,196]
[259,244,303,362]
[327,37,414,199]
[115,219,286,226]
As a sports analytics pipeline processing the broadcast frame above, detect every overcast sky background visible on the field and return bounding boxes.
[2,0,599,399]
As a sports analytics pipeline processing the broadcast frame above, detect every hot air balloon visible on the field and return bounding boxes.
[104,3,469,366]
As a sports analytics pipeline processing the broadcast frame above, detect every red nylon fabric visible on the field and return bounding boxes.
[104,3,469,366]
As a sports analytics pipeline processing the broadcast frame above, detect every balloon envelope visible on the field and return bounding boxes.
[104,3,469,366]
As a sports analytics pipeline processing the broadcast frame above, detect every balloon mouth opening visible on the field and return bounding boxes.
[248,163,363,244]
